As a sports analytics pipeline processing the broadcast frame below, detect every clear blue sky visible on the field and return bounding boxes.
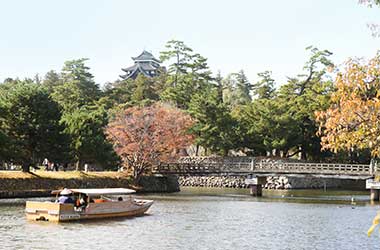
[0,0,379,86]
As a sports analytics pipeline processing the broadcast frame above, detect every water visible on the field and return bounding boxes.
[0,188,379,250]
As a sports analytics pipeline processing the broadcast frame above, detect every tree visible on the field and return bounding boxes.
[0,101,12,163]
[42,70,62,93]
[188,87,240,155]
[61,104,119,170]
[252,71,276,99]
[276,46,334,160]
[102,79,136,110]
[235,70,252,104]
[51,58,116,170]
[215,71,224,103]
[131,75,160,106]
[160,40,213,109]
[222,71,252,108]
[316,53,380,157]
[0,80,70,171]
[233,47,333,159]
[234,98,298,156]
[52,58,101,112]
[359,0,380,6]
[358,0,380,37]
[106,103,194,182]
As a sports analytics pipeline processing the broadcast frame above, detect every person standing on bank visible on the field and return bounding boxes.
[42,158,49,171]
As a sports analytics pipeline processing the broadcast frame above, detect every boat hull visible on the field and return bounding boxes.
[25,199,153,222]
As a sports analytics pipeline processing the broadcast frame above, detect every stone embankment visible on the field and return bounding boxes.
[0,172,179,198]
[179,175,365,190]
[179,176,248,188]
[177,156,365,190]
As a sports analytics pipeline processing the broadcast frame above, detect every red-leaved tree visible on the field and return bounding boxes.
[106,103,194,182]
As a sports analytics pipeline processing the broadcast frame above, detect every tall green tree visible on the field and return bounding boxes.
[0,80,70,171]
[42,70,62,93]
[188,86,239,155]
[131,75,160,106]
[102,79,135,110]
[233,47,333,159]
[276,46,334,160]
[215,71,224,104]
[160,40,213,109]
[222,71,252,108]
[160,40,194,85]
[52,59,117,170]
[61,104,119,169]
[234,70,252,105]
[52,58,101,112]
[234,98,298,156]
[252,71,276,99]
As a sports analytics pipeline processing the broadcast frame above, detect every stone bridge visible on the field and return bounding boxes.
[153,158,380,199]
[154,161,374,179]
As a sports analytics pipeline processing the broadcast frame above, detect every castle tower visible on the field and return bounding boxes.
[120,50,162,80]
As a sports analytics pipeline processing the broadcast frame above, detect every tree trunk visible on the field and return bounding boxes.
[274,149,281,157]
[223,148,228,156]
[282,149,288,158]
[75,159,82,171]
[299,146,307,161]
[133,165,144,185]
[22,162,30,172]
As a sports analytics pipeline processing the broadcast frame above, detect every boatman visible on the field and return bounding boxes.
[57,188,75,204]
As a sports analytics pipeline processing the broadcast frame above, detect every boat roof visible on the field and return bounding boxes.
[52,188,136,195]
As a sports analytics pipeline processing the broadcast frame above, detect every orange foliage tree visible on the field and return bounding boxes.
[316,53,380,157]
[106,103,194,182]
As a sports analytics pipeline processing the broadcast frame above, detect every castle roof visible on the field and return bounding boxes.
[132,50,161,63]
[120,50,163,80]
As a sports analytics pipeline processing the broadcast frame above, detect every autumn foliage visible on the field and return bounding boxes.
[316,53,380,157]
[106,103,194,181]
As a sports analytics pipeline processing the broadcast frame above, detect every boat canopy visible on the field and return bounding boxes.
[52,188,136,196]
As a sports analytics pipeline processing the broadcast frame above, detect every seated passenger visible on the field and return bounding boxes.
[79,194,88,207]
[57,188,74,204]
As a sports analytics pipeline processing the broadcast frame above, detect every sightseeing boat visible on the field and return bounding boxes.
[25,188,153,222]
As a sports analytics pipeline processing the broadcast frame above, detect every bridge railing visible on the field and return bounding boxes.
[155,162,246,174]
[154,161,371,176]
[255,162,370,175]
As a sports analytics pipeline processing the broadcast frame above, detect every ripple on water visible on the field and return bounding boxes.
[0,190,379,250]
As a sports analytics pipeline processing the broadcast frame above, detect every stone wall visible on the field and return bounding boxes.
[138,175,180,193]
[0,175,180,198]
[179,176,247,188]
[179,175,365,190]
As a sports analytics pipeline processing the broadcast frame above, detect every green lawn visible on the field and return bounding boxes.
[0,170,131,180]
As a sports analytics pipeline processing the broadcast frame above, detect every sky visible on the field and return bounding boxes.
[0,0,379,86]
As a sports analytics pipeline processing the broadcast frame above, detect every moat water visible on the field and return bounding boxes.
[0,188,379,250]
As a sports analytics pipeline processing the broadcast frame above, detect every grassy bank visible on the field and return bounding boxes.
[0,171,180,198]
[0,171,133,196]
[0,170,131,180]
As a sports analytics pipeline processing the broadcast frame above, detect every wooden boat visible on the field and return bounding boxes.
[25,188,153,222]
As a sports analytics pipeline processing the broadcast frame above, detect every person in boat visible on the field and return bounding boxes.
[74,194,89,211]
[57,188,75,204]
[79,194,89,207]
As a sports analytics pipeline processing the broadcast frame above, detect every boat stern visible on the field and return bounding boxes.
[25,201,79,222]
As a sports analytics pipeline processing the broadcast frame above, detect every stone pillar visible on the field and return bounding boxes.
[250,184,262,196]
[370,189,379,201]
[366,179,380,201]
[245,176,266,197]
